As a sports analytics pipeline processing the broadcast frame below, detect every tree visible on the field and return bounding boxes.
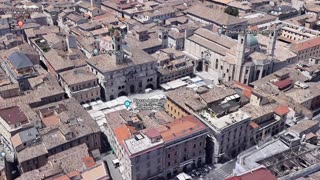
[224,7,239,17]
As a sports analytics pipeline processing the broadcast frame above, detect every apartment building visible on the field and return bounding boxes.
[134,7,176,24]
[1,52,37,90]
[166,84,290,163]
[17,143,110,180]
[291,37,320,61]
[0,105,36,161]
[165,86,237,119]
[161,115,208,179]
[153,48,194,85]
[251,60,320,118]
[10,98,101,173]
[59,67,101,104]
[198,109,252,163]
[104,109,208,180]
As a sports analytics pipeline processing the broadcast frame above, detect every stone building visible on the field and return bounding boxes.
[161,115,208,179]
[59,67,101,104]
[184,26,281,85]
[87,30,158,101]
[165,85,290,163]
[103,110,208,180]
[12,98,101,173]
[291,37,320,61]
[152,48,194,85]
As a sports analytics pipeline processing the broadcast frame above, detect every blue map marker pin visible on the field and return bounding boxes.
[124,100,131,109]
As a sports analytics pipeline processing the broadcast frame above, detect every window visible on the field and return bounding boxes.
[168,154,170,158]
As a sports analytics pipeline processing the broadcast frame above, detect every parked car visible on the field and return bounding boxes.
[192,170,201,177]
[205,164,213,170]
[190,173,196,178]
[203,167,209,173]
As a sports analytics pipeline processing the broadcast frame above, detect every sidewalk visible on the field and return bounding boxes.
[102,153,123,180]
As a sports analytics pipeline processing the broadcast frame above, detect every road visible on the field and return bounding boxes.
[203,160,236,180]
[101,153,123,180]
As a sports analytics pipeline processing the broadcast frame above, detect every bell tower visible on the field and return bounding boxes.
[234,29,247,82]
[267,24,278,57]
[111,30,125,64]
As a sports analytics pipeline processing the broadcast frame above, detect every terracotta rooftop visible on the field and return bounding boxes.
[273,79,292,89]
[82,156,95,169]
[145,128,161,139]
[0,106,28,125]
[242,89,252,98]
[160,115,207,142]
[274,105,289,116]
[42,114,60,127]
[249,121,260,129]
[225,167,277,180]
[291,37,320,52]
[114,124,132,146]
[234,81,254,91]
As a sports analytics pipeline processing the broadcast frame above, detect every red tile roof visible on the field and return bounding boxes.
[145,128,161,139]
[234,81,253,98]
[83,156,96,169]
[273,79,292,90]
[242,89,252,98]
[160,115,207,142]
[291,37,320,52]
[67,171,80,178]
[234,81,253,91]
[225,167,277,180]
[249,121,260,129]
[114,124,132,146]
[0,106,28,125]
[274,105,289,116]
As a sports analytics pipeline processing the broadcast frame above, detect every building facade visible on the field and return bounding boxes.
[87,31,158,101]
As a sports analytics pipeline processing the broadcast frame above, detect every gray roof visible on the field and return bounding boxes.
[19,127,39,143]
[67,35,78,49]
[8,52,33,69]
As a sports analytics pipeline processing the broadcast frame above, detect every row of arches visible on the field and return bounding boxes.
[109,84,155,100]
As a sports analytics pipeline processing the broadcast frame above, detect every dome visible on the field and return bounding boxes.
[246,34,259,47]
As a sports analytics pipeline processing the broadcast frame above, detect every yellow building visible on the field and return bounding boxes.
[165,87,207,119]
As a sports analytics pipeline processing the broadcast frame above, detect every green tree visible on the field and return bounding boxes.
[224,7,239,17]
